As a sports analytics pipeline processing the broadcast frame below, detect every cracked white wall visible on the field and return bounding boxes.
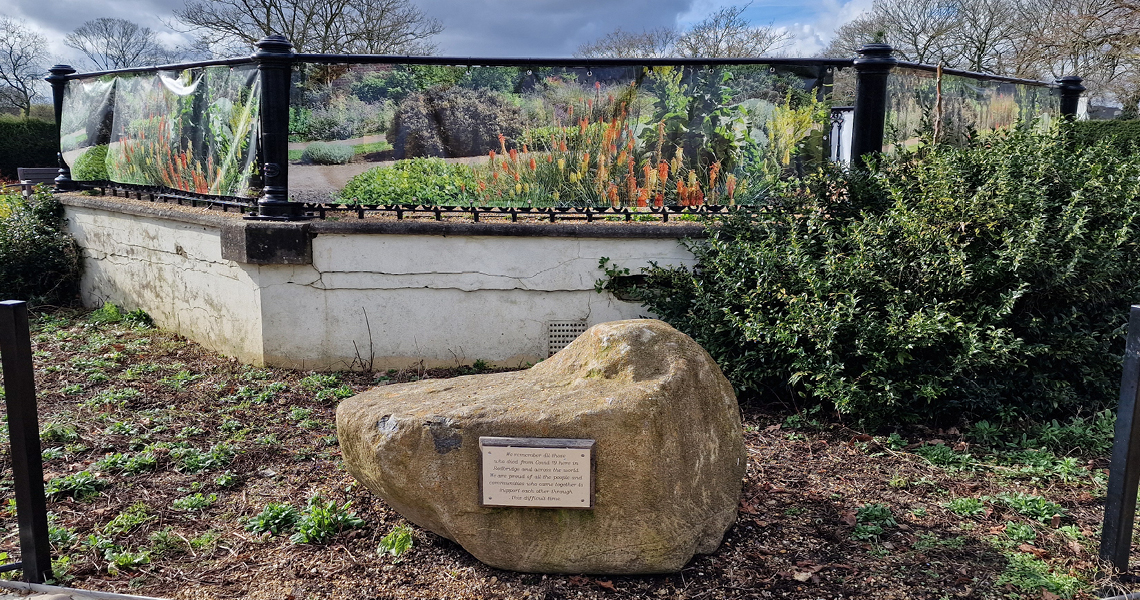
[64,205,697,370]
[259,234,697,370]
[64,206,266,364]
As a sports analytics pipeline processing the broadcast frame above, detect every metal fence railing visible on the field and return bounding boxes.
[45,38,1083,221]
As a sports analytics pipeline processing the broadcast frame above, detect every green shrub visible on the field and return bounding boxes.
[71,144,108,181]
[1071,119,1140,153]
[388,87,525,159]
[0,188,81,305]
[301,142,355,165]
[0,117,57,179]
[603,124,1140,424]
[340,158,477,205]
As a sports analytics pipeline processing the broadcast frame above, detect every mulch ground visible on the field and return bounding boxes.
[0,308,1132,599]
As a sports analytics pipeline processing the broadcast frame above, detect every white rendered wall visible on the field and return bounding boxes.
[62,200,697,370]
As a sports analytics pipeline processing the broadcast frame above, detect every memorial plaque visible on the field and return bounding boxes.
[479,437,595,509]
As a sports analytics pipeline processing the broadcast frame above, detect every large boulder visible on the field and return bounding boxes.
[336,319,746,574]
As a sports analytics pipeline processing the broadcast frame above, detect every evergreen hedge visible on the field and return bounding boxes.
[603,124,1140,425]
[0,117,57,179]
[1071,119,1140,152]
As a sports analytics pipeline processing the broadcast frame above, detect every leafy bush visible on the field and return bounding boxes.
[0,117,57,179]
[340,158,477,205]
[301,142,355,165]
[388,87,525,159]
[88,302,152,327]
[71,144,108,181]
[603,124,1140,424]
[1071,119,1140,153]
[304,96,392,141]
[0,188,81,305]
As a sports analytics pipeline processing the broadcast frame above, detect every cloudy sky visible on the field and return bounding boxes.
[0,0,872,66]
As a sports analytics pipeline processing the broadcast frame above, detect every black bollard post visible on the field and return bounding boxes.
[0,301,52,583]
[45,65,76,193]
[1057,76,1085,120]
[1101,305,1140,574]
[850,44,897,169]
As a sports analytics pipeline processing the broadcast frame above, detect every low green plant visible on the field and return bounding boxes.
[159,370,201,391]
[996,551,1083,597]
[290,496,365,544]
[997,492,1065,522]
[944,497,988,517]
[49,524,78,550]
[87,303,151,327]
[1004,521,1036,543]
[378,524,414,557]
[172,492,217,511]
[315,385,355,402]
[915,445,973,470]
[104,502,154,534]
[172,443,235,473]
[41,422,78,443]
[301,142,355,165]
[45,471,106,501]
[245,502,301,535]
[214,471,238,487]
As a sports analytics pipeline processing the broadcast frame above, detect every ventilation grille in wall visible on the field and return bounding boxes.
[548,321,589,357]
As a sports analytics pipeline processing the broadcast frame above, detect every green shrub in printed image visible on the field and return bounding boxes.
[71,144,109,181]
[301,142,355,165]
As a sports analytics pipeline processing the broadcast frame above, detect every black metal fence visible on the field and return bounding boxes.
[46,39,1081,221]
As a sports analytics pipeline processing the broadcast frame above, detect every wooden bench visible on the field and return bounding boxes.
[4,167,58,197]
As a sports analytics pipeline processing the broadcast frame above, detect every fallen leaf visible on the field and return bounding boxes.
[739,501,758,515]
[568,576,590,587]
[1051,514,1061,528]
[1068,540,1083,553]
[765,424,781,432]
[842,511,857,526]
[793,571,812,582]
[851,434,873,442]
[952,441,969,451]
[595,580,615,591]
[947,427,960,435]
[1041,591,1060,600]
[928,439,946,446]
[1018,544,1049,559]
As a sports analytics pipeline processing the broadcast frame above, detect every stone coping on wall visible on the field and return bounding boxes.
[58,194,709,265]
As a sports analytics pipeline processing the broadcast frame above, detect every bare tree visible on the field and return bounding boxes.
[0,18,47,117]
[819,14,886,57]
[675,5,793,58]
[66,18,183,70]
[575,27,678,58]
[577,4,791,59]
[174,0,443,54]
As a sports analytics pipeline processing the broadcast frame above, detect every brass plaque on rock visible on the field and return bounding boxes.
[479,437,595,509]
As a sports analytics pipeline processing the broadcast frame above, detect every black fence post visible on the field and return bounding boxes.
[851,43,897,168]
[1101,305,1140,574]
[250,35,302,220]
[0,301,52,583]
[45,65,76,193]
[1057,76,1085,119]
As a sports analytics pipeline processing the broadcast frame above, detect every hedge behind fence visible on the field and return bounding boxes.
[1071,119,1140,152]
[604,123,1140,425]
[0,117,57,179]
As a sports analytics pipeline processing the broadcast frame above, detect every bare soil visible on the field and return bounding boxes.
[0,309,1130,600]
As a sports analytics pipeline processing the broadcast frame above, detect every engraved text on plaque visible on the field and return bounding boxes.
[479,437,595,509]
